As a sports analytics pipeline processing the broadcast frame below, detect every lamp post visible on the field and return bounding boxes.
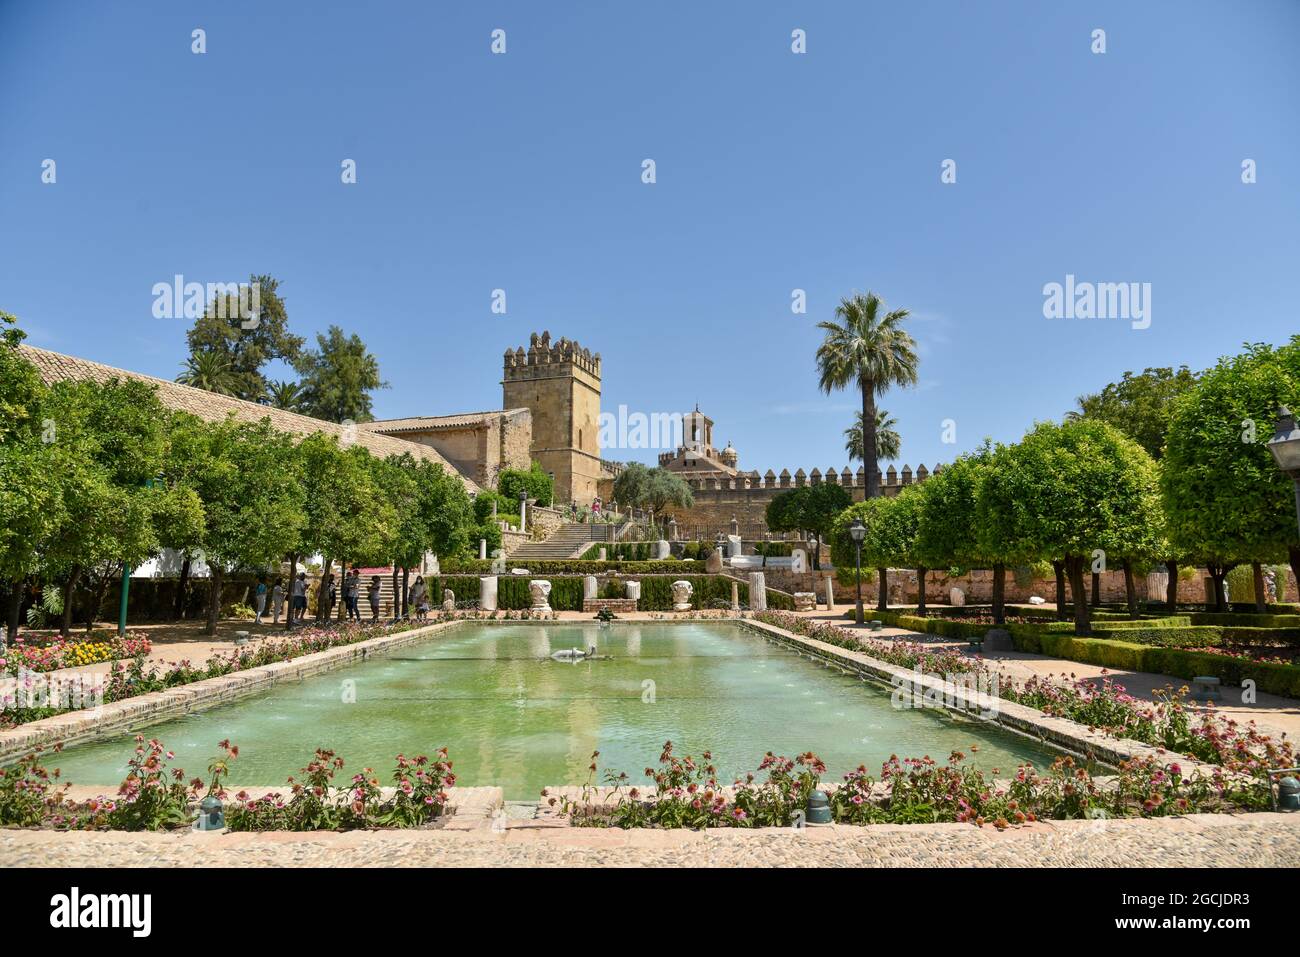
[519,490,528,534]
[1268,406,1300,536]
[849,518,866,625]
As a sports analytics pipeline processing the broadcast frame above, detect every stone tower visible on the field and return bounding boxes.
[502,331,602,505]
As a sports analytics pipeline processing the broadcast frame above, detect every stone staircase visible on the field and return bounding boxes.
[506,523,600,561]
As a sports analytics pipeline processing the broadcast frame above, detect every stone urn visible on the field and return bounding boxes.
[671,580,693,612]
[529,579,553,615]
[442,588,455,612]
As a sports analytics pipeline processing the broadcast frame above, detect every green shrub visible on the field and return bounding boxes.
[442,558,701,575]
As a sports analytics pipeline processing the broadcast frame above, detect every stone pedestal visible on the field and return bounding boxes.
[748,572,767,612]
[791,549,807,574]
[625,580,641,602]
[598,547,607,561]
[671,580,694,611]
[727,534,743,559]
[479,576,498,612]
[529,580,552,615]
[583,575,598,601]
[949,587,965,607]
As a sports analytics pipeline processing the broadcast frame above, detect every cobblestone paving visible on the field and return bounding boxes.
[3,814,1297,868]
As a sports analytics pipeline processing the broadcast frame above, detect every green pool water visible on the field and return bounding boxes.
[49,621,1066,799]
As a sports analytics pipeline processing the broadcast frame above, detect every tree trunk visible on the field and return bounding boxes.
[862,380,878,498]
[4,579,24,646]
[206,565,223,636]
[174,554,191,619]
[317,557,333,620]
[1251,561,1267,613]
[915,567,927,616]
[401,567,410,619]
[285,554,298,630]
[877,567,888,611]
[1206,563,1229,612]
[1066,555,1091,636]
[1165,560,1179,612]
[1052,561,1067,620]
[60,566,82,638]
[1290,546,1300,606]
[991,562,1006,625]
[88,572,114,632]
[1121,560,1138,619]
[1090,571,1100,607]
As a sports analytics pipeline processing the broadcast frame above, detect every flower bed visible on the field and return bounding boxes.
[0,633,152,676]
[0,621,410,732]
[0,736,453,832]
[553,741,1253,830]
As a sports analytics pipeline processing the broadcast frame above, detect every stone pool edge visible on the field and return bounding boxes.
[0,619,476,764]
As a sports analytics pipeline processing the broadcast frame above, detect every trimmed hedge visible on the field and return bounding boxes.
[1190,612,1300,628]
[577,542,662,561]
[1015,632,1300,699]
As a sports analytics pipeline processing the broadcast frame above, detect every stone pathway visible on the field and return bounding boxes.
[2,813,1296,867]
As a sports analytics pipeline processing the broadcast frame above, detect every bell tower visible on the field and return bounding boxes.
[502,331,602,505]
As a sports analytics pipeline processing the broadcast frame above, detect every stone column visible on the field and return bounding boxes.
[823,573,834,610]
[480,575,498,612]
[583,575,598,602]
[625,580,641,603]
[598,547,607,561]
[730,580,740,612]
[479,538,487,560]
[748,572,767,612]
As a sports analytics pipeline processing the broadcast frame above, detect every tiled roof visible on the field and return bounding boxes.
[362,409,527,433]
[18,345,479,492]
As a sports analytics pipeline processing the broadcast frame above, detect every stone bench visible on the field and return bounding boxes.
[583,598,638,614]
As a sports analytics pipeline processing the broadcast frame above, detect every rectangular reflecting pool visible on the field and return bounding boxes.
[49,621,1067,799]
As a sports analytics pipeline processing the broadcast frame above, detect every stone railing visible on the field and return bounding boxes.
[681,463,941,492]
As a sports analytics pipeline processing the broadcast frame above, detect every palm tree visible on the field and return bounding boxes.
[267,379,305,412]
[815,292,919,498]
[845,409,901,464]
[176,350,237,395]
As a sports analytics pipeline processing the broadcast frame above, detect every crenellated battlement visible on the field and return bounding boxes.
[678,463,941,492]
[503,330,601,381]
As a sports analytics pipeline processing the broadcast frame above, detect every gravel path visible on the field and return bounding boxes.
[3,813,1297,868]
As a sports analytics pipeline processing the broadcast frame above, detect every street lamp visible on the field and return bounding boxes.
[849,518,866,624]
[1268,406,1300,536]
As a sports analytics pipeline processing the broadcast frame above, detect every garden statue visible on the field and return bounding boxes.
[529,579,553,615]
[671,580,693,611]
[442,589,455,612]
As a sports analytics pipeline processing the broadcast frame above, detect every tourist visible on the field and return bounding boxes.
[592,497,601,521]
[322,573,337,621]
[292,572,308,624]
[347,569,363,621]
[271,577,285,624]
[410,575,428,621]
[367,576,382,622]
[253,577,268,625]
[571,499,578,521]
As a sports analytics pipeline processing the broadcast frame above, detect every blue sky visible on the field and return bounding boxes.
[2,1,1297,474]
